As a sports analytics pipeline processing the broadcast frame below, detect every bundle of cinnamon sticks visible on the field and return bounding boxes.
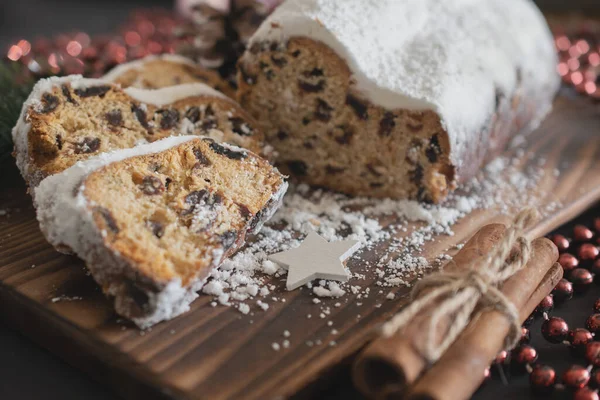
[353,222,561,400]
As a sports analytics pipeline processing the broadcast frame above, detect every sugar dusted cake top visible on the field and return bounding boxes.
[251,0,560,168]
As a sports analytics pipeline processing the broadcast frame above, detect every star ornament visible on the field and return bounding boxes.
[268,232,361,291]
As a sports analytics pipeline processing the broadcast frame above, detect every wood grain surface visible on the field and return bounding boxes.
[0,92,599,400]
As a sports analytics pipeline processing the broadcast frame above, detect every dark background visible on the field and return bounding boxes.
[0,1,599,399]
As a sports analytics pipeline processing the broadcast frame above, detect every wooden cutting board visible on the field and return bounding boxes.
[0,92,599,400]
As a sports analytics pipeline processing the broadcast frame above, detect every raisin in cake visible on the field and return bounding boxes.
[13,75,265,189]
[237,0,560,203]
[103,54,236,98]
[35,136,288,327]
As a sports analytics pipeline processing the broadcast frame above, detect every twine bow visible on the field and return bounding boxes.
[381,209,538,364]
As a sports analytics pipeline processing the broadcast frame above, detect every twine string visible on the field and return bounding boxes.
[381,209,537,363]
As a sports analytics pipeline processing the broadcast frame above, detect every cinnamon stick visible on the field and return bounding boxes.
[405,238,559,400]
[520,262,563,321]
[352,224,507,399]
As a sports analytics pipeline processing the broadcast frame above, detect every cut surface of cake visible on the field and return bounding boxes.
[34,136,288,327]
[103,54,236,98]
[13,76,265,189]
[237,0,560,202]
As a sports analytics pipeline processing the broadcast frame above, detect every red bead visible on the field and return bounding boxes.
[574,387,600,400]
[559,253,580,271]
[551,234,571,252]
[575,225,594,241]
[588,342,600,367]
[537,295,554,314]
[587,314,600,334]
[592,369,600,389]
[520,326,531,344]
[571,268,595,293]
[592,260,600,282]
[483,367,491,381]
[553,279,574,302]
[563,365,591,389]
[580,244,600,261]
[494,350,508,364]
[513,344,538,364]
[595,299,600,313]
[542,317,569,343]
[529,364,556,394]
[569,328,594,354]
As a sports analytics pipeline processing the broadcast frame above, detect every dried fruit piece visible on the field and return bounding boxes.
[157,109,180,130]
[207,141,247,160]
[426,134,441,163]
[74,85,111,98]
[298,79,325,93]
[74,137,101,154]
[346,94,368,120]
[332,125,354,145]
[139,176,165,195]
[94,207,119,233]
[277,131,289,140]
[230,117,253,136]
[193,148,212,167]
[39,93,60,114]
[105,109,123,127]
[410,164,424,185]
[271,55,287,67]
[185,106,200,123]
[147,220,165,238]
[61,85,77,104]
[315,99,334,122]
[131,104,152,133]
[287,160,308,176]
[379,112,396,137]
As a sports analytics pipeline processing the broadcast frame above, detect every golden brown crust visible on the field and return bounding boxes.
[238,37,456,203]
[24,81,264,187]
[109,57,236,98]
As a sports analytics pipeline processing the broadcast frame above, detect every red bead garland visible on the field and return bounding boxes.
[500,218,600,397]
[4,10,190,79]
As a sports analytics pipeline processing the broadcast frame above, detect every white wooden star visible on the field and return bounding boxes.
[268,232,361,291]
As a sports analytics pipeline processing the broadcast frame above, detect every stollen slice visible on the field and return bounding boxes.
[35,135,288,327]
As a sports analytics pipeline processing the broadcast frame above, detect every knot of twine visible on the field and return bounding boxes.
[381,209,538,364]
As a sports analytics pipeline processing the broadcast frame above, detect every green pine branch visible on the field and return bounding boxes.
[0,62,34,161]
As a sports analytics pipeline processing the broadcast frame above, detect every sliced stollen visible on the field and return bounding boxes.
[237,0,560,203]
[103,54,236,98]
[13,75,265,189]
[34,136,288,328]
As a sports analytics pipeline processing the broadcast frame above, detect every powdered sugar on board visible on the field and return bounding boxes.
[201,143,556,316]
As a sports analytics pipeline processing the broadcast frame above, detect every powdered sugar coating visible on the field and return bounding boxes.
[34,136,287,328]
[251,0,560,174]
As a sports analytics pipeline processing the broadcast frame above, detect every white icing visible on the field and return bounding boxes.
[251,0,560,170]
[102,54,199,82]
[124,83,230,106]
